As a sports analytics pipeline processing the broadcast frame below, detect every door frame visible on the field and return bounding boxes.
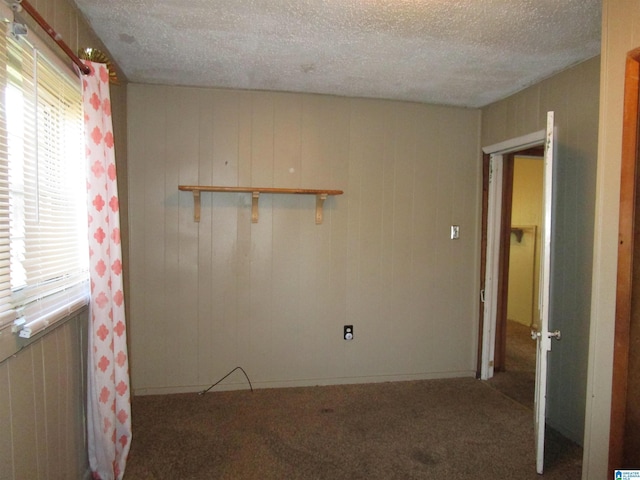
[609,46,640,472]
[479,131,545,380]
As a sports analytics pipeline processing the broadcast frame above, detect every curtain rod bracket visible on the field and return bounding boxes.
[9,0,23,13]
[10,0,92,75]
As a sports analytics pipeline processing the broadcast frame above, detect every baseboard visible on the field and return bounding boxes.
[132,370,476,396]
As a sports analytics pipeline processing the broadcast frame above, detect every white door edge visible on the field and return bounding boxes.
[481,154,502,380]
[534,111,556,474]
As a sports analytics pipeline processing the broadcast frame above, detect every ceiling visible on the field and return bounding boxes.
[71,0,602,108]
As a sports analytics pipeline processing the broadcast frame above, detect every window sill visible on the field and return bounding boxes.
[0,304,89,364]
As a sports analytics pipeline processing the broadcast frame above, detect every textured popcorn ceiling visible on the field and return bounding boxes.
[72,0,601,108]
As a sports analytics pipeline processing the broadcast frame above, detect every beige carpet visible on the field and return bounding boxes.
[124,376,582,479]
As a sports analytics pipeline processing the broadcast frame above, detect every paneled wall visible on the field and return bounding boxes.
[482,57,600,445]
[0,311,89,480]
[127,86,482,394]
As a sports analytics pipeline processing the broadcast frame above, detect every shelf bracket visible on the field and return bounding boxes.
[179,185,343,224]
[315,193,328,224]
[193,190,201,222]
[251,192,260,223]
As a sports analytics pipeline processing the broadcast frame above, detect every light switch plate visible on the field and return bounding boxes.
[451,225,460,240]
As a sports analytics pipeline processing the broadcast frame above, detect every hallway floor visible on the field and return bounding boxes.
[486,320,536,409]
[485,320,583,473]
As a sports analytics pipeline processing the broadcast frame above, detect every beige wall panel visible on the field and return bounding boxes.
[410,111,442,368]
[0,313,88,480]
[550,59,600,446]
[125,86,147,389]
[7,347,38,479]
[60,325,74,473]
[270,96,305,381]
[244,96,276,382]
[511,86,541,137]
[236,92,254,186]
[427,108,480,373]
[344,100,390,376]
[197,91,227,383]
[298,95,348,379]
[75,16,91,50]
[271,207,303,381]
[0,362,12,480]
[274,94,303,188]
[31,342,48,479]
[128,85,481,393]
[129,85,170,391]
[301,95,340,188]
[53,0,72,48]
[251,93,276,186]
[481,101,506,147]
[271,93,303,380]
[481,57,600,447]
[41,332,61,478]
[194,90,216,385]
[584,1,640,477]
[62,321,86,478]
[171,90,201,388]
[326,101,350,369]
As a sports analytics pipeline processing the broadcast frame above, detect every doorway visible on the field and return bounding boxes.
[477,130,545,383]
[488,152,543,408]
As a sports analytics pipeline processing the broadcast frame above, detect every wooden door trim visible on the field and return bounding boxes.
[495,154,515,372]
[477,147,544,377]
[610,46,640,473]
[477,153,490,377]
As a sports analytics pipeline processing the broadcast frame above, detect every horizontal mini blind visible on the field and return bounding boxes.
[2,30,89,338]
[0,29,14,331]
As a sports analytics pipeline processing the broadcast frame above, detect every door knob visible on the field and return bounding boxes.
[531,330,561,340]
[547,330,561,340]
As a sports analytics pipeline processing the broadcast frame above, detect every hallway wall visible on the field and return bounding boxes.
[508,157,543,327]
[482,57,600,445]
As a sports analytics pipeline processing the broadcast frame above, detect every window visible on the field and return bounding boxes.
[0,26,89,342]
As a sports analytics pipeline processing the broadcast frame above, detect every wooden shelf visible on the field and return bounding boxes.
[178,185,344,224]
[510,225,536,243]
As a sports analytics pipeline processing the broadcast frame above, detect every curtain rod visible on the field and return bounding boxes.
[11,0,91,75]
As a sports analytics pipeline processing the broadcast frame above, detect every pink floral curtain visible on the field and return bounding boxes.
[82,60,131,480]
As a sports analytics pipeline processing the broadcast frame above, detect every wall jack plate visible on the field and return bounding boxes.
[344,325,353,340]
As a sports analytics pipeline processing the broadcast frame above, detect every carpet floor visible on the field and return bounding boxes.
[124,375,582,479]
[486,320,537,409]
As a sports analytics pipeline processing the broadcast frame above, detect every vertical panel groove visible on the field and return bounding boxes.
[128,86,482,393]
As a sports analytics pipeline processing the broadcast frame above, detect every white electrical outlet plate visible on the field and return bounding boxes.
[344,325,353,340]
[451,225,460,240]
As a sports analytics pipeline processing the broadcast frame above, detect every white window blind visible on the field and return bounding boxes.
[0,27,11,332]
[0,27,89,339]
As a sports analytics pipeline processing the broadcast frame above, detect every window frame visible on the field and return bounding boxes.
[0,5,89,362]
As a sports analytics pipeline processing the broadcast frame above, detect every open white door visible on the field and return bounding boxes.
[533,111,560,474]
